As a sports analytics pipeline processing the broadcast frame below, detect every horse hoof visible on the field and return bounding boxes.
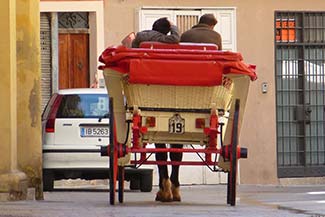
[155,179,172,202]
[155,190,173,202]
[155,190,163,201]
[171,184,181,202]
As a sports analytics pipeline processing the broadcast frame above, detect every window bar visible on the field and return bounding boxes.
[320,45,324,164]
[292,46,297,165]
[315,46,319,165]
[288,47,292,166]
[307,45,312,166]
[304,12,308,43]
[281,46,285,166]
[322,46,325,164]
[323,13,325,43]
[314,13,317,43]
[281,47,290,166]
[298,47,305,167]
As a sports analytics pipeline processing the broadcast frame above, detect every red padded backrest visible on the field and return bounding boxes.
[139,42,218,50]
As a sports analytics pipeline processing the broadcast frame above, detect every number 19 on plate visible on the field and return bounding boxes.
[168,114,185,134]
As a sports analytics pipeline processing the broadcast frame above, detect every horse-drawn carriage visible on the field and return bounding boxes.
[99,42,257,206]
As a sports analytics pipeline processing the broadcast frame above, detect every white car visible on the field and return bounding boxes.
[42,88,152,191]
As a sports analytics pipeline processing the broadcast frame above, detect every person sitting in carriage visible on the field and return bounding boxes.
[131,14,223,202]
[132,17,184,202]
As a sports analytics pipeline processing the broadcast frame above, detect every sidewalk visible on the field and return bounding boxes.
[0,184,325,217]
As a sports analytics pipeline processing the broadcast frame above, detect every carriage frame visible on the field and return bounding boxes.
[99,42,257,206]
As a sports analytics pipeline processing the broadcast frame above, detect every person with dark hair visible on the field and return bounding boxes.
[180,13,222,50]
[131,17,182,202]
[132,17,180,48]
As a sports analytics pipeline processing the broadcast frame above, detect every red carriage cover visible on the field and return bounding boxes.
[99,42,257,86]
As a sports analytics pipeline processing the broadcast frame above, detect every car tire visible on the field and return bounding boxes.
[140,170,153,192]
[129,178,140,190]
[43,170,54,191]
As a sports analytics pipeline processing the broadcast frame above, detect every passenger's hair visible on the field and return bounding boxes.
[152,17,171,35]
[199,14,218,26]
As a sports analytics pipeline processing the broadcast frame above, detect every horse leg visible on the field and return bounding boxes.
[170,143,183,201]
[155,143,172,202]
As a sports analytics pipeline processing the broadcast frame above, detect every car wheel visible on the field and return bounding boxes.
[43,170,54,191]
[140,171,153,192]
[129,178,140,190]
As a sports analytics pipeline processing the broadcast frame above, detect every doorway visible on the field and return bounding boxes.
[59,33,89,89]
[58,12,90,89]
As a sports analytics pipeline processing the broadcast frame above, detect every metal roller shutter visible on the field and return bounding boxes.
[40,13,52,111]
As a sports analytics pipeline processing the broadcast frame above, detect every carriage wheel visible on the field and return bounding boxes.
[109,141,117,205]
[109,98,118,205]
[118,166,125,203]
[227,99,240,206]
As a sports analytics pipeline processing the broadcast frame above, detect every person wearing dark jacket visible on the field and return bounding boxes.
[180,13,222,50]
[132,17,182,203]
[132,17,180,48]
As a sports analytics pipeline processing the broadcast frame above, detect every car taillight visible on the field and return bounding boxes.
[45,118,55,133]
[45,95,62,133]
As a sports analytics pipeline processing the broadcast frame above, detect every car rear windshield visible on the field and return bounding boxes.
[56,94,109,118]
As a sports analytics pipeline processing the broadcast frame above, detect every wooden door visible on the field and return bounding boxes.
[59,33,89,89]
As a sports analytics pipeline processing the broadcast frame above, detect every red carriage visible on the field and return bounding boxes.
[99,42,257,206]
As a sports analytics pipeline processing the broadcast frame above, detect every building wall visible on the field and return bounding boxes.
[104,0,325,184]
[16,0,43,199]
[0,0,42,201]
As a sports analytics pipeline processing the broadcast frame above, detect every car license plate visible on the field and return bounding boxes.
[169,114,185,134]
[80,127,109,137]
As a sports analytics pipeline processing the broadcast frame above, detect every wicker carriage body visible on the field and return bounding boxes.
[122,76,234,145]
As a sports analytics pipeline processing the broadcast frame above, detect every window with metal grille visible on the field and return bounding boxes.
[275,12,325,177]
[139,8,236,51]
[58,12,89,29]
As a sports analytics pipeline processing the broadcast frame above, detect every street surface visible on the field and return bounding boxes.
[1,184,325,217]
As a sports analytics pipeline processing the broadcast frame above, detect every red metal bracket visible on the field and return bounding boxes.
[132,113,141,149]
[131,113,147,149]
[204,113,219,148]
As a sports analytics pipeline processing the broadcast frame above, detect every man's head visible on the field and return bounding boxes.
[152,17,171,35]
[199,14,218,29]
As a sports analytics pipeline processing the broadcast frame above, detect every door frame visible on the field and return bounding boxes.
[40,1,104,92]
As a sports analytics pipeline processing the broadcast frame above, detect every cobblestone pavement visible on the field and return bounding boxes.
[1,185,325,217]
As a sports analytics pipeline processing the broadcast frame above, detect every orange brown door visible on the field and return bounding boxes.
[59,33,89,89]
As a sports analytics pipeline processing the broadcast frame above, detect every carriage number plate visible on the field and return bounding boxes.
[168,114,185,134]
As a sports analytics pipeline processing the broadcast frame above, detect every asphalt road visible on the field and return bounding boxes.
[1,184,325,217]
